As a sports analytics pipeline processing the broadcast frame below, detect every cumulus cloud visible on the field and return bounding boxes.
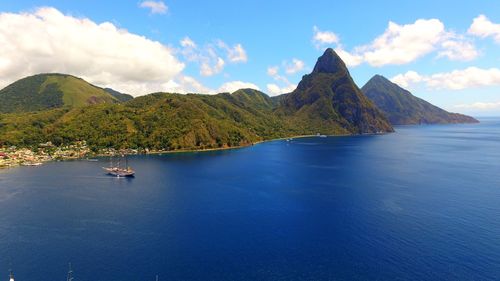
[312,26,339,49]
[0,7,184,96]
[217,81,260,93]
[179,38,248,76]
[454,101,500,110]
[265,65,296,96]
[266,83,296,96]
[314,18,479,67]
[139,1,168,14]
[334,48,363,67]
[359,19,445,66]
[391,71,424,88]
[468,14,500,43]
[200,57,225,76]
[391,67,500,90]
[438,37,479,61]
[217,41,248,63]
[284,59,305,74]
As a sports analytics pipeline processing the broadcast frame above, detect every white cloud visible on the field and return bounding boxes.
[391,71,424,88]
[180,36,196,48]
[265,64,296,95]
[314,18,479,67]
[454,101,500,110]
[334,48,363,67]
[468,14,500,43]
[359,19,445,66]
[438,37,479,61]
[312,26,339,49]
[200,57,225,76]
[220,42,247,63]
[179,38,247,76]
[0,7,184,96]
[266,83,296,96]
[267,66,279,77]
[217,81,260,93]
[391,67,500,90]
[284,59,305,74]
[139,1,168,14]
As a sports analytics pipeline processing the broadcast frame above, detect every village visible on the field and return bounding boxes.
[0,141,156,169]
[0,141,92,168]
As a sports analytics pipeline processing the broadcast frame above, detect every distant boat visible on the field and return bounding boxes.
[9,269,14,281]
[103,155,135,177]
[22,162,43,166]
[316,133,327,138]
[67,263,73,281]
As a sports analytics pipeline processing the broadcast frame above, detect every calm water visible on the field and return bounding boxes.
[1,119,500,281]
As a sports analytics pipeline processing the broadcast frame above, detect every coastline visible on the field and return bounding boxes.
[0,132,388,170]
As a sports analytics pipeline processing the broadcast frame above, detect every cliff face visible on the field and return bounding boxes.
[277,48,394,134]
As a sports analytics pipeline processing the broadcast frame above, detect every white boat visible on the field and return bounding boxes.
[22,162,43,166]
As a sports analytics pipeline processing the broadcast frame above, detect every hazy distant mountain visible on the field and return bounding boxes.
[0,73,120,113]
[362,75,478,125]
[277,48,393,134]
[104,88,134,102]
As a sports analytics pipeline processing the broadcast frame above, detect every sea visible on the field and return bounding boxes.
[0,118,499,281]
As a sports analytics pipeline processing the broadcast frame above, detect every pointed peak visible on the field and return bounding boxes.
[367,74,391,83]
[312,48,347,74]
[365,74,403,89]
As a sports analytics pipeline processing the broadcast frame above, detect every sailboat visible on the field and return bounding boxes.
[103,154,135,177]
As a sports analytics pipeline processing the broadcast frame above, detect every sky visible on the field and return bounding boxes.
[0,0,499,116]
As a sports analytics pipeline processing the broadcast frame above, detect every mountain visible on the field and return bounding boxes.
[104,88,134,102]
[277,48,393,134]
[0,74,120,113]
[0,49,399,151]
[0,90,291,150]
[362,75,479,125]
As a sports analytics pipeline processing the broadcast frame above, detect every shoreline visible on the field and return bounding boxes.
[0,132,389,170]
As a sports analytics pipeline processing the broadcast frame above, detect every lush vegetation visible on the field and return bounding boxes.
[0,49,399,152]
[362,75,479,125]
[0,89,293,150]
[0,73,120,113]
[276,48,393,134]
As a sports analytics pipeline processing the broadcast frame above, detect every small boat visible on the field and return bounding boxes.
[22,162,43,166]
[103,155,135,177]
[67,263,73,281]
[9,269,14,281]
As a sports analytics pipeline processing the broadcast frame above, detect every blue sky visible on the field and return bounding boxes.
[0,0,499,116]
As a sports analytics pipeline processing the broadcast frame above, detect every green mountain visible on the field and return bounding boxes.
[0,49,399,152]
[104,88,134,102]
[276,48,393,134]
[0,73,120,113]
[361,75,478,125]
[0,89,290,150]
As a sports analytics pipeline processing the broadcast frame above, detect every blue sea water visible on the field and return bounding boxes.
[1,119,500,281]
